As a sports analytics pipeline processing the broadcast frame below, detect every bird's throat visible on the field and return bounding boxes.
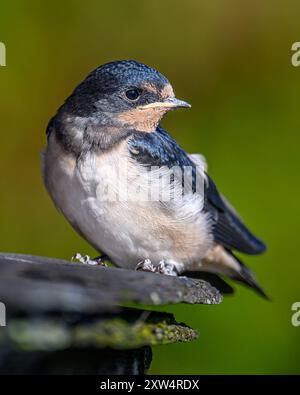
[117,107,167,133]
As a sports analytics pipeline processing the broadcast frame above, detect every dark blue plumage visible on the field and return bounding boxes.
[67,60,170,116]
[129,126,192,168]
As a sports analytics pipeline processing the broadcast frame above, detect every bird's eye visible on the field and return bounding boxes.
[125,88,140,101]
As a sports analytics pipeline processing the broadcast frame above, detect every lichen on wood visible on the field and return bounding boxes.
[0,310,198,351]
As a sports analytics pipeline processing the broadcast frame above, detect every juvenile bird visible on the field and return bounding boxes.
[43,60,267,297]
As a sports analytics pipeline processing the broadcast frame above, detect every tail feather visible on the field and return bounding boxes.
[229,252,269,300]
[198,246,269,299]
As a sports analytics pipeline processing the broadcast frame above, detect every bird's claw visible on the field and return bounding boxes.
[71,253,108,267]
[135,259,179,276]
[158,260,179,276]
[135,258,156,272]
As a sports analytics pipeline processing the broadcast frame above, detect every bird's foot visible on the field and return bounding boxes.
[135,259,157,273]
[135,259,179,276]
[157,260,180,276]
[71,253,108,267]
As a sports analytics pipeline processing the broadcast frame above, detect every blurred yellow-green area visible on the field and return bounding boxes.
[0,0,300,374]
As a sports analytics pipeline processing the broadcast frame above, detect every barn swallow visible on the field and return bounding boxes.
[43,60,267,297]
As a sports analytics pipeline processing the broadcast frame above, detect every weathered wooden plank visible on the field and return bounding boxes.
[0,252,222,314]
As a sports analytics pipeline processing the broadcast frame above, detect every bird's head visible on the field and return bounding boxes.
[62,60,191,133]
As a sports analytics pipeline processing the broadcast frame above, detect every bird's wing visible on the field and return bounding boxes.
[128,126,266,255]
[203,174,266,254]
[129,126,193,168]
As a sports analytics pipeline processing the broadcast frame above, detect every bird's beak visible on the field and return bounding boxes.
[138,97,191,110]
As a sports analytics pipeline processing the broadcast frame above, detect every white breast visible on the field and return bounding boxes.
[43,133,213,269]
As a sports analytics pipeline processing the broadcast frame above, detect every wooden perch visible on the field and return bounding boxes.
[0,252,222,374]
[0,309,198,351]
[0,252,222,314]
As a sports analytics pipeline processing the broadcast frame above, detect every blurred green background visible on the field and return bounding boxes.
[0,0,299,374]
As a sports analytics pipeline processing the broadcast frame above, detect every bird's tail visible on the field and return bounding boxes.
[228,252,269,300]
[195,246,269,299]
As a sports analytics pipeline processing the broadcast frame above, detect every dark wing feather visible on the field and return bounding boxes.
[128,126,266,255]
[204,175,266,254]
[129,127,192,168]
